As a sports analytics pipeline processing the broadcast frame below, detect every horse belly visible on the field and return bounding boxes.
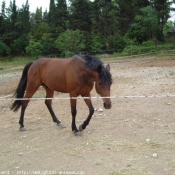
[44,76,69,93]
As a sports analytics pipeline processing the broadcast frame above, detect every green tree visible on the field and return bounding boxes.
[115,0,150,36]
[69,0,92,32]
[107,33,125,52]
[91,0,101,34]
[128,6,158,43]
[0,1,6,37]
[55,30,85,57]
[91,0,115,38]
[128,15,148,43]
[41,33,55,56]
[140,6,158,39]
[48,0,56,26]
[30,7,50,46]
[2,0,18,47]
[43,9,49,23]
[163,21,173,37]
[47,0,68,38]
[132,0,150,16]
[30,7,44,34]
[151,0,171,41]
[115,0,134,36]
[55,0,68,32]
[11,34,28,55]
[11,0,17,27]
[11,0,30,55]
[33,23,50,40]
[35,7,43,25]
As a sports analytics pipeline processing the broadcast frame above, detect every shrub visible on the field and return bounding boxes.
[25,38,43,58]
[0,41,11,56]
[55,30,85,57]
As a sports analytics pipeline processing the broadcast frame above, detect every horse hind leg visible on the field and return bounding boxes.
[19,80,41,131]
[19,99,29,131]
[43,85,63,127]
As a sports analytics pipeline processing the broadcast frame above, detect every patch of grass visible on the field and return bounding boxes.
[91,139,142,152]
[2,160,18,170]
[168,70,175,76]
[161,129,175,135]
[0,57,34,75]
[109,166,152,175]
[63,149,83,158]
[167,159,175,168]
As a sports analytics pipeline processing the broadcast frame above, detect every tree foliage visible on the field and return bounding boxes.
[128,6,158,43]
[0,41,11,56]
[0,0,174,58]
[55,30,85,56]
[26,37,43,57]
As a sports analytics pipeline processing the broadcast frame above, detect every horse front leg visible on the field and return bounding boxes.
[79,95,94,131]
[19,85,40,131]
[70,97,81,136]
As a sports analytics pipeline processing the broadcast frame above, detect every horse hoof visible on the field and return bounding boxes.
[74,131,82,136]
[57,123,65,128]
[19,127,26,132]
[79,124,83,131]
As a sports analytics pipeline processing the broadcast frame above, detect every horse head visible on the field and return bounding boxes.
[95,64,112,109]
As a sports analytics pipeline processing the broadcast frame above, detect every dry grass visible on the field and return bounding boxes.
[109,166,152,175]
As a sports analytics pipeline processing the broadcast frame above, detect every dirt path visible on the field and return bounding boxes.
[0,57,175,175]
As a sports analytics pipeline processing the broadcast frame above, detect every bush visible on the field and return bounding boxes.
[55,30,85,57]
[122,45,141,55]
[122,43,156,56]
[142,40,155,47]
[11,34,28,55]
[90,33,105,53]
[41,33,55,56]
[0,41,11,56]
[156,43,175,51]
[25,38,43,58]
[107,33,125,52]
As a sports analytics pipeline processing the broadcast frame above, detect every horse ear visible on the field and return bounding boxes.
[97,65,102,74]
[106,64,110,72]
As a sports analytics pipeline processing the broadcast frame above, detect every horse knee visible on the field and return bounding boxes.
[21,100,29,110]
[45,99,51,107]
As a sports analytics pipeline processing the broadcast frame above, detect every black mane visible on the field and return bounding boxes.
[74,54,112,84]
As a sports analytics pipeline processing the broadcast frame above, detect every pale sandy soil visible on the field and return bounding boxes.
[0,57,175,175]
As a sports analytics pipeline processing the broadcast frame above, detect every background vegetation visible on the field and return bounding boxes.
[0,0,175,59]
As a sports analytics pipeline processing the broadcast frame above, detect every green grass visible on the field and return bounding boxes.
[0,57,35,74]
[168,70,175,76]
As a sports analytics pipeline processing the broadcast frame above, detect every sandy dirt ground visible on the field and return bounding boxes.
[0,56,175,175]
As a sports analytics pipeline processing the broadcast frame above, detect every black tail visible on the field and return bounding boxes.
[11,62,33,112]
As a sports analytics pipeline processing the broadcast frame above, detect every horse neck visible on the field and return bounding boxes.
[85,68,99,82]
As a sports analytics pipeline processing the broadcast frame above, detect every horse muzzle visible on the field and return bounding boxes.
[104,102,112,109]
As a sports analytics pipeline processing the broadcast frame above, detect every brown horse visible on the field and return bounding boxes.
[11,54,112,135]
